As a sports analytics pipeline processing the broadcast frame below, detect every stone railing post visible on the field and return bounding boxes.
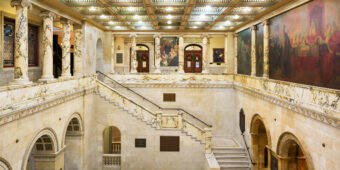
[10,0,32,85]
[204,127,212,153]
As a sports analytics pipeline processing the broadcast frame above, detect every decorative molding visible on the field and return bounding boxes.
[0,87,95,126]
[234,85,340,129]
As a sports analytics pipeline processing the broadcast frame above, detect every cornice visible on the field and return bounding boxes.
[0,87,95,127]
[234,85,340,129]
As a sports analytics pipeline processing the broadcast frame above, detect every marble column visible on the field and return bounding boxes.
[263,20,270,78]
[130,33,137,73]
[178,34,184,73]
[73,26,83,77]
[39,11,56,81]
[234,34,238,74]
[153,33,161,73]
[10,0,32,85]
[60,18,72,78]
[224,32,235,74]
[201,34,209,73]
[111,34,115,74]
[251,25,257,77]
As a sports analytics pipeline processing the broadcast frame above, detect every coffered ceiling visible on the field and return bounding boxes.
[59,0,282,32]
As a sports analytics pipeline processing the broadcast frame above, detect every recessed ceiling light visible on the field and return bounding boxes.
[128,7,134,11]
[244,7,251,12]
[196,21,202,25]
[200,14,206,18]
[115,26,121,29]
[141,26,146,29]
[138,20,143,24]
[205,5,212,10]
[233,15,240,19]
[193,26,198,29]
[168,26,172,29]
[167,21,172,24]
[167,15,173,19]
[225,20,231,25]
[100,15,106,19]
[109,21,114,25]
[134,15,139,19]
[166,7,173,11]
[219,25,224,29]
[89,7,96,11]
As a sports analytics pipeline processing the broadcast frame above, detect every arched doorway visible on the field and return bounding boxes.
[135,44,149,73]
[277,133,310,170]
[250,115,270,170]
[25,132,59,170]
[0,157,12,170]
[96,39,104,72]
[184,44,202,73]
[103,126,121,168]
[64,116,83,170]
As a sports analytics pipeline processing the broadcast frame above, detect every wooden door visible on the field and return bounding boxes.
[184,50,202,73]
[136,50,149,72]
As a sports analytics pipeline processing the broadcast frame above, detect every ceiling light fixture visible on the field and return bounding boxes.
[166,7,173,11]
[100,14,106,19]
[115,26,121,29]
[219,25,224,29]
[167,21,172,24]
[193,26,198,29]
[200,14,206,18]
[138,20,143,24]
[89,7,96,11]
[205,5,212,11]
[233,15,240,19]
[225,20,231,25]
[168,26,172,29]
[196,21,202,25]
[167,14,173,19]
[134,15,139,19]
[128,7,134,11]
[244,7,251,12]
[109,21,114,25]
[141,26,146,29]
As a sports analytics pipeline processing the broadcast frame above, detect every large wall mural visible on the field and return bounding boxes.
[160,37,179,66]
[256,23,264,77]
[237,28,252,75]
[269,0,340,89]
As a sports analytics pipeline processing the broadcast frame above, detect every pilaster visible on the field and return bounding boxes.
[201,33,210,73]
[153,33,161,73]
[130,33,137,73]
[178,34,184,73]
[251,25,257,77]
[73,25,83,77]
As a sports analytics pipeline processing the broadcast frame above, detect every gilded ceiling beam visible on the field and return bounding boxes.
[142,0,159,30]
[206,0,243,30]
[96,0,133,30]
[179,0,197,30]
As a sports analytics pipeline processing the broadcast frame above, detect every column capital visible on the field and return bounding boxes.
[60,18,73,25]
[154,33,161,39]
[129,33,138,38]
[40,11,56,19]
[11,0,31,8]
[201,33,210,38]
[262,19,271,26]
[177,34,184,38]
[251,25,257,31]
[73,24,83,30]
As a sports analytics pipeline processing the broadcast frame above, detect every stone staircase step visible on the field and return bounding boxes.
[212,147,245,151]
[214,152,247,156]
[215,156,248,161]
[218,160,249,166]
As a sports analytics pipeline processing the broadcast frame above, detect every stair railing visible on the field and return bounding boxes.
[96,71,212,130]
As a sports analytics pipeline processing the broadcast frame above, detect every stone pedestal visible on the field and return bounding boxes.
[73,27,83,77]
[130,33,137,73]
[251,25,257,77]
[39,11,56,82]
[263,20,270,78]
[10,0,32,85]
[202,34,209,73]
[60,18,72,78]
[178,34,184,73]
[153,34,161,73]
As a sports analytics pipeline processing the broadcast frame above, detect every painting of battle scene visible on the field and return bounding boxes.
[256,23,264,77]
[160,37,179,66]
[269,0,340,89]
[237,28,252,75]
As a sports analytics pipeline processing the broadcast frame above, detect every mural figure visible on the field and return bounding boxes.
[269,0,340,89]
[160,37,179,66]
[237,28,252,75]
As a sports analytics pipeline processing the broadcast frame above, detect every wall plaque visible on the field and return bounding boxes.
[163,93,176,102]
[160,136,179,152]
[135,138,146,148]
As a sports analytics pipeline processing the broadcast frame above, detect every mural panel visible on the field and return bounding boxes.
[256,23,264,77]
[269,0,340,89]
[160,37,178,66]
[237,28,251,75]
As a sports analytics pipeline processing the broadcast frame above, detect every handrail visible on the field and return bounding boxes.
[241,132,256,165]
[96,71,212,128]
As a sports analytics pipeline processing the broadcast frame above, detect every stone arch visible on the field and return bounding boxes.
[103,126,121,154]
[96,38,104,72]
[277,132,314,170]
[21,128,59,170]
[0,157,12,170]
[250,114,271,170]
[61,112,84,146]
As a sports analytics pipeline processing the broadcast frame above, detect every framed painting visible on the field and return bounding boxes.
[160,37,179,66]
[237,28,252,75]
[213,48,225,63]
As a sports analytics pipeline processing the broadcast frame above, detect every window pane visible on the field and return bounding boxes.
[3,18,15,67]
[28,25,39,66]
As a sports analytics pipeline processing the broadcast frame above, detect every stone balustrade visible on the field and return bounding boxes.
[103,154,121,167]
